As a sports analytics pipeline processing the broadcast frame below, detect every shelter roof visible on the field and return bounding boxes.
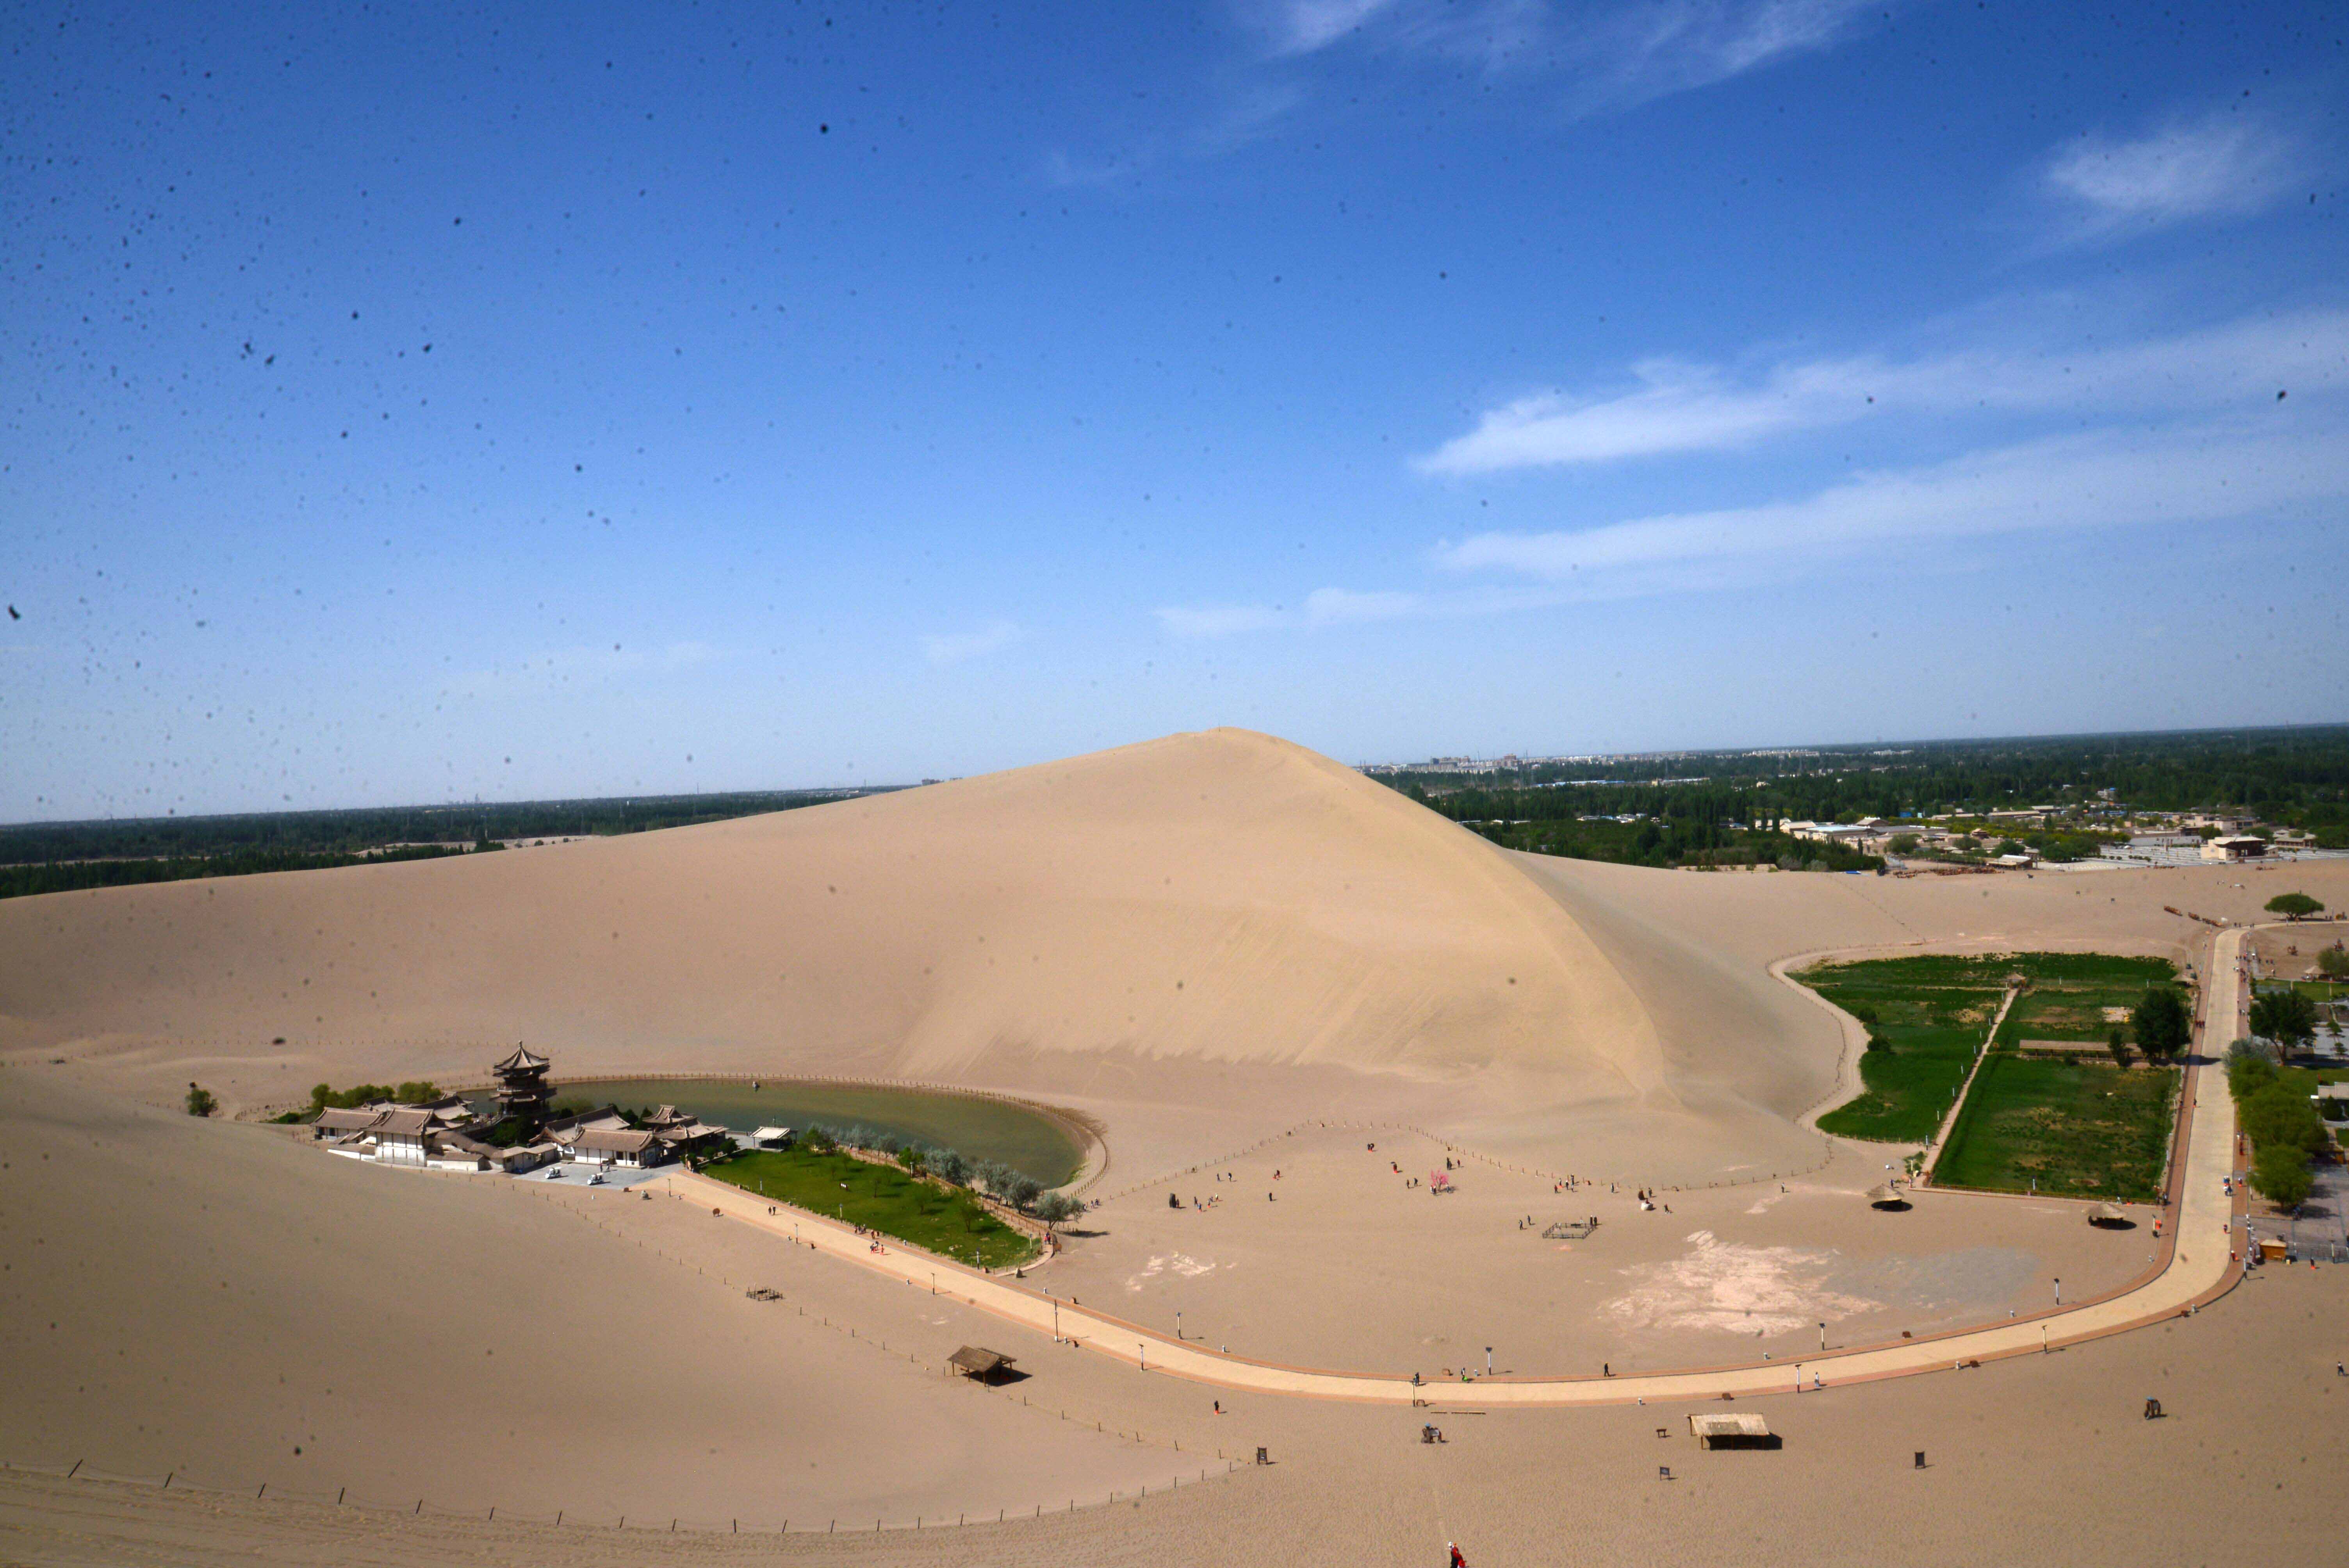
[949,1346,1014,1376]
[1688,1413,1770,1438]
[492,1045,551,1073]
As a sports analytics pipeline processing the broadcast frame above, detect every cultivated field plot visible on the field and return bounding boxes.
[1934,1055,2178,1200]
[1996,953,2179,1046]
[1798,955,2010,1142]
[707,1146,1039,1269]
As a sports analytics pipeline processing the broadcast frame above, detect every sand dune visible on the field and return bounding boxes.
[0,729,1675,1139]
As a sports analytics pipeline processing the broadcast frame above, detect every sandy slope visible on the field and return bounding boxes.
[0,731,1675,1148]
[0,1074,1192,1527]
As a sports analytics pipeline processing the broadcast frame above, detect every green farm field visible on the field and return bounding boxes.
[705,1145,1040,1269]
[1798,955,2010,1142]
[1934,1055,2178,1200]
[1997,953,2180,1044]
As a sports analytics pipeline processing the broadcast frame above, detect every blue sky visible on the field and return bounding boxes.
[4,1,2344,819]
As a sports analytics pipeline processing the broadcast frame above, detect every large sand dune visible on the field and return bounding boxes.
[1,729,1704,1154]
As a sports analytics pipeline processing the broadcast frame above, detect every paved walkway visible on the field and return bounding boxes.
[658,929,2249,1406]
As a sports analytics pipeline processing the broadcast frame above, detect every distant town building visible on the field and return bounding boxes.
[2202,836,2267,862]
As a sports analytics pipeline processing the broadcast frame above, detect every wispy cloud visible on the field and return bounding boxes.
[1164,415,2348,634]
[1419,308,2349,473]
[921,619,1025,665]
[2045,110,2304,242]
[1238,0,1882,103]
[1253,0,1401,56]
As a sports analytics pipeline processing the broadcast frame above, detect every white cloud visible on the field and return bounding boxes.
[1569,0,1880,112]
[1435,418,2346,578]
[1252,0,1400,55]
[2046,111,2303,240]
[1164,414,2349,634]
[1235,0,1878,100]
[1419,308,2349,473]
[921,619,1025,665]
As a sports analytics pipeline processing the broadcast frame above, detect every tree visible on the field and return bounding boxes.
[930,1149,972,1187]
[2106,1028,2135,1070]
[1887,833,1920,855]
[185,1082,217,1117]
[2265,892,2324,919]
[2251,1140,2314,1210]
[1033,1192,1081,1233]
[1005,1172,1043,1211]
[2318,946,2349,980]
[2249,989,2319,1049]
[2132,987,2192,1060]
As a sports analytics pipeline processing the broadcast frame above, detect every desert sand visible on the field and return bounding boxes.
[5,728,2348,1563]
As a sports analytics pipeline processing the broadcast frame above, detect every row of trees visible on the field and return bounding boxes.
[1380,724,2349,844]
[800,1122,1083,1228]
[2228,1042,2327,1209]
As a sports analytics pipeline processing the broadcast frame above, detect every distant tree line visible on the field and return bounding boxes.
[0,844,463,901]
[0,786,898,869]
[1376,724,2349,848]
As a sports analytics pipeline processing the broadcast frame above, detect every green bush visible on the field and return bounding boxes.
[2318,947,2349,979]
[185,1083,217,1117]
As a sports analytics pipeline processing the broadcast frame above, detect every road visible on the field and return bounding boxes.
[658,927,2251,1406]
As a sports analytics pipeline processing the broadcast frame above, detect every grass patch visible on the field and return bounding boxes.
[1800,951,2183,1144]
[1999,954,2179,1044]
[1934,1056,2178,1199]
[1798,956,2008,1142]
[705,1146,1039,1269]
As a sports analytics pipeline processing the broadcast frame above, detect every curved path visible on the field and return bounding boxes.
[658,927,2251,1406]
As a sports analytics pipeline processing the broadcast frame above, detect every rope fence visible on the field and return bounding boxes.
[0,1453,1248,1535]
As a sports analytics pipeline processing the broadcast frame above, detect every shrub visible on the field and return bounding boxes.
[2319,947,2349,979]
[2106,1029,2135,1070]
[185,1083,217,1117]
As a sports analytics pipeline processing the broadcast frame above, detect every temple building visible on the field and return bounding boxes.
[490,1044,555,1125]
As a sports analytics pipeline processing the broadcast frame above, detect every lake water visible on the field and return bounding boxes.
[536,1078,1087,1186]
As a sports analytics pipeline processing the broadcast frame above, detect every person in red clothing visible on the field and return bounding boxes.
[1449,1543,1468,1567]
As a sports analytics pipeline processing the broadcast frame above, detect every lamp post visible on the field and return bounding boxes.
[2054,1276,2062,1307]
[1818,1321,1826,1352]
[1486,1346,1494,1377]
[1176,1310,1183,1342]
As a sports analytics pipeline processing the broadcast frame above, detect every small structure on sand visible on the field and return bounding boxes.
[2089,1203,2129,1228]
[1542,1218,1599,1240]
[948,1346,1017,1383]
[1866,1184,1911,1211]
[1688,1412,1776,1450]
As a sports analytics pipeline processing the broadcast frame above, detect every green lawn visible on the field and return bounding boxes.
[1800,952,2182,1145]
[704,1146,1040,1269]
[1799,956,2008,1142]
[1932,1056,2178,1199]
[2000,954,2179,1044]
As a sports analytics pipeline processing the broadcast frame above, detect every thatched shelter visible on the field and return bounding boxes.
[1688,1412,1776,1449]
[1866,1184,1911,1210]
[948,1345,1016,1382]
[2089,1203,2128,1227]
